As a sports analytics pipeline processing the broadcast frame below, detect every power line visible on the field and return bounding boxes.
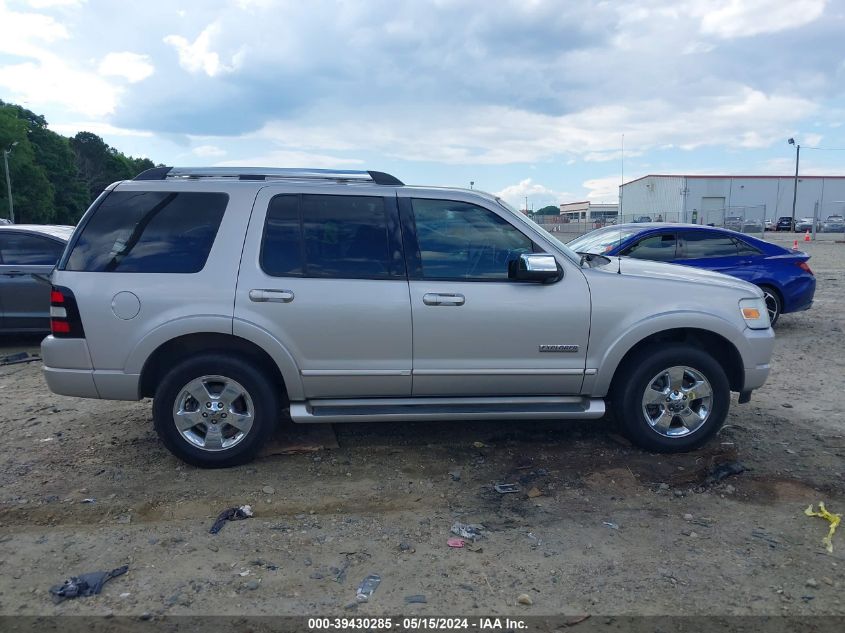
[802,146,845,151]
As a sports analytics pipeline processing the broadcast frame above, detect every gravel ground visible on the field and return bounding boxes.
[0,233,843,619]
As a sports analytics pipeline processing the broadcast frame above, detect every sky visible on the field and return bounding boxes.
[1,0,843,209]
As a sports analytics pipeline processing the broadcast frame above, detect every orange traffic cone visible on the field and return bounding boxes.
[804,230,811,242]
[792,239,798,250]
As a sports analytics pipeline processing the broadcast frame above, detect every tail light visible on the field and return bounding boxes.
[50,286,85,338]
[797,261,814,275]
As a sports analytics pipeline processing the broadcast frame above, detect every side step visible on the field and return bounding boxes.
[289,396,605,424]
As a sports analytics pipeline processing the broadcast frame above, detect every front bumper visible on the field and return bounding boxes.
[739,327,775,392]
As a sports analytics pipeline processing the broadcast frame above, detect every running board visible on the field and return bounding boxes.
[289,396,605,424]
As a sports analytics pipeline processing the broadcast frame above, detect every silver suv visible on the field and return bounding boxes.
[42,167,774,467]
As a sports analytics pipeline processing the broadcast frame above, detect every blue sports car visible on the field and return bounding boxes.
[567,223,815,325]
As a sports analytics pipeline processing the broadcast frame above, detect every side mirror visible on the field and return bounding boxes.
[508,253,561,283]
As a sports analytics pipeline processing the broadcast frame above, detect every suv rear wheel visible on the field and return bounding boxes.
[153,354,280,467]
[611,344,729,452]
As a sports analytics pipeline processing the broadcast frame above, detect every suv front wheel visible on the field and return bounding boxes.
[611,344,730,452]
[153,354,280,467]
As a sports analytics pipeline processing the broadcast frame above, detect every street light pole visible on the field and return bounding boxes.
[2,142,17,224]
[788,138,800,227]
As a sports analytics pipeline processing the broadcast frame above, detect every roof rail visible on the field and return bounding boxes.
[133,167,404,186]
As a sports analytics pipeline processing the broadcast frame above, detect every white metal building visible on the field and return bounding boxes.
[619,175,845,225]
[559,201,618,222]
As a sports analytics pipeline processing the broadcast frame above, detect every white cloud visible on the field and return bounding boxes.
[164,22,243,77]
[193,144,227,158]
[0,1,120,116]
[582,176,622,203]
[216,150,364,168]
[50,121,154,137]
[253,87,816,166]
[99,52,154,83]
[692,0,827,39]
[495,179,570,209]
[27,0,85,8]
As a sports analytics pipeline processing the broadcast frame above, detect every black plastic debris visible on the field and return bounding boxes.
[1,352,40,366]
[49,565,128,602]
[705,461,747,485]
[209,504,254,534]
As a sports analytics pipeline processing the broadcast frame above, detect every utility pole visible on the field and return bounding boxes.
[788,138,800,227]
[2,142,16,224]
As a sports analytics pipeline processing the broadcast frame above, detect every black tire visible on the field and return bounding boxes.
[153,353,280,468]
[610,344,730,453]
[759,285,782,327]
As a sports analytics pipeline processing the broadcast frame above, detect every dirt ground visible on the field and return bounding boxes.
[0,233,843,620]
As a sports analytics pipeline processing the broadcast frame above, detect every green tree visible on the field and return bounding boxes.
[0,105,54,223]
[534,205,561,216]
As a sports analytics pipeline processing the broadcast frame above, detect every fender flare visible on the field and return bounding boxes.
[125,315,305,401]
[588,311,746,396]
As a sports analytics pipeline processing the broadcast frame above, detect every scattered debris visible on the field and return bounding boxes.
[806,578,819,588]
[405,594,427,604]
[49,565,128,602]
[355,574,381,602]
[527,487,543,498]
[1,352,41,366]
[451,521,485,541]
[447,537,466,548]
[517,593,533,605]
[472,441,487,448]
[603,521,619,530]
[563,615,591,627]
[262,486,275,495]
[804,502,841,553]
[705,461,747,485]
[494,483,519,494]
[683,513,693,521]
[81,498,96,504]
[209,505,254,534]
[448,469,462,482]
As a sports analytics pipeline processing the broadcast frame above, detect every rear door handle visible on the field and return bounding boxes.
[423,292,465,306]
[249,289,294,303]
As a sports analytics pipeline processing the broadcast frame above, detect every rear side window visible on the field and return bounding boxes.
[623,233,677,261]
[679,232,738,259]
[65,191,228,273]
[261,194,399,278]
[0,232,64,265]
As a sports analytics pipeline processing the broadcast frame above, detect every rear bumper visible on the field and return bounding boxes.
[41,336,140,400]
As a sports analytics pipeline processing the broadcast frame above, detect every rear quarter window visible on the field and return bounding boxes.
[65,191,228,273]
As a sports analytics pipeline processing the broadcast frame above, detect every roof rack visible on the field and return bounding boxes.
[134,167,404,186]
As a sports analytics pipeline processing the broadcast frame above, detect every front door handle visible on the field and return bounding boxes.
[249,289,294,303]
[423,292,465,306]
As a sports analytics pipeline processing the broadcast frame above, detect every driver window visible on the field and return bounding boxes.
[411,198,534,280]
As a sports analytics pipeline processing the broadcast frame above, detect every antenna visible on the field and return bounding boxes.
[618,133,624,274]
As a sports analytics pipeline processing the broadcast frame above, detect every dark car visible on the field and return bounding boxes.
[567,223,815,325]
[775,216,794,231]
[0,225,73,332]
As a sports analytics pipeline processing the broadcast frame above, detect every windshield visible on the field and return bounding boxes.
[494,198,581,263]
[566,226,642,254]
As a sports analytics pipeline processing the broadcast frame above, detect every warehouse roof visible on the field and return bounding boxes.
[622,174,845,186]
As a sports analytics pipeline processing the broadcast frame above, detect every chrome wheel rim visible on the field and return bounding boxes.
[641,366,713,438]
[172,375,254,452]
[762,290,779,323]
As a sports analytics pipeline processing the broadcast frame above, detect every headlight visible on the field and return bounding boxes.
[739,298,771,329]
